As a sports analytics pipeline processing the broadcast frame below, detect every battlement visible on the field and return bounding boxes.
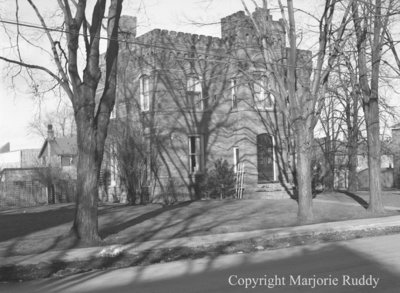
[221,8,285,48]
[124,7,294,61]
[134,28,229,55]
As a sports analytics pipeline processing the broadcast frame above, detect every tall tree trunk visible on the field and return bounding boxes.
[323,138,335,191]
[365,100,384,213]
[295,121,314,223]
[347,88,359,193]
[352,0,385,214]
[347,139,358,192]
[71,112,101,242]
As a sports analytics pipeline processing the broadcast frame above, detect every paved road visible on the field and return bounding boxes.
[2,233,400,293]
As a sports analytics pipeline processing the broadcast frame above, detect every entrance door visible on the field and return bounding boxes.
[257,133,274,183]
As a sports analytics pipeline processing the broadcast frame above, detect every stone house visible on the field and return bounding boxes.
[108,7,311,202]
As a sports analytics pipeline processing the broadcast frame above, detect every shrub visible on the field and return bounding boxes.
[202,159,236,199]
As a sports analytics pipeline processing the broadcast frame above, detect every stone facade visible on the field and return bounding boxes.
[110,8,311,202]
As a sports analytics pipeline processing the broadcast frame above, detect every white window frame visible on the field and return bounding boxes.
[188,134,204,173]
[272,136,277,181]
[187,76,203,111]
[140,75,150,112]
[254,76,274,110]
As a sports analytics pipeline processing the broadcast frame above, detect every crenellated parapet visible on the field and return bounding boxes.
[135,29,227,52]
[221,8,286,49]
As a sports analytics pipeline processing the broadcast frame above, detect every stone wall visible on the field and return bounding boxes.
[109,8,311,202]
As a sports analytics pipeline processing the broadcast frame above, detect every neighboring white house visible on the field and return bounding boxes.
[0,143,40,169]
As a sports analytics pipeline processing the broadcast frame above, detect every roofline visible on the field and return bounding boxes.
[38,140,48,158]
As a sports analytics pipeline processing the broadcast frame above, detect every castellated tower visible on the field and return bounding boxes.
[106,7,313,203]
[221,8,286,56]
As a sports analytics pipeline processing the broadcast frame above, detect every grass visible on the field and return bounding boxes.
[1,190,399,258]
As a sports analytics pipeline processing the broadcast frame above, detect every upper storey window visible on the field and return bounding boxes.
[187,76,203,111]
[140,75,150,112]
[188,134,204,173]
[254,76,274,110]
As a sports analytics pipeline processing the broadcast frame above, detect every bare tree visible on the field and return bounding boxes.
[107,118,155,205]
[28,102,76,138]
[351,0,395,213]
[316,50,364,192]
[0,0,124,242]
[241,0,352,222]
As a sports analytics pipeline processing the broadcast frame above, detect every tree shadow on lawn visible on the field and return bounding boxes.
[322,190,369,209]
[99,201,194,239]
[99,200,246,246]
[3,198,398,283]
[0,200,241,281]
[0,204,129,243]
[0,200,227,258]
[0,205,76,242]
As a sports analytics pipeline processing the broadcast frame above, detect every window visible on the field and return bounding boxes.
[231,78,237,108]
[140,75,150,111]
[187,76,203,110]
[256,133,275,182]
[61,155,75,166]
[188,135,203,173]
[254,76,274,110]
[13,181,26,188]
[233,146,239,173]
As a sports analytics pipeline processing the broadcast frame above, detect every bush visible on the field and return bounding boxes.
[201,159,236,199]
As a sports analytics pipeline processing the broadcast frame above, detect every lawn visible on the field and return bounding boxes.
[315,190,400,207]
[0,191,399,257]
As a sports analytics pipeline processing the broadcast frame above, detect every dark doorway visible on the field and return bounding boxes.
[257,133,274,183]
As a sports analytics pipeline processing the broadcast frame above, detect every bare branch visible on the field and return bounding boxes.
[27,0,70,89]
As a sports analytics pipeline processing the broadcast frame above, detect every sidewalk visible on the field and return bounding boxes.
[1,213,400,270]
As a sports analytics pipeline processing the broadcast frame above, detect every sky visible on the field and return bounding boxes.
[2,0,396,150]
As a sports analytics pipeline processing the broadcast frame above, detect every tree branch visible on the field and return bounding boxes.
[27,0,70,89]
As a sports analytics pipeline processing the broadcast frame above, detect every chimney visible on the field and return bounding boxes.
[47,124,55,141]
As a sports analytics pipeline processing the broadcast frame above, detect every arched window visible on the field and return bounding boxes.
[139,75,150,112]
[256,133,275,182]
